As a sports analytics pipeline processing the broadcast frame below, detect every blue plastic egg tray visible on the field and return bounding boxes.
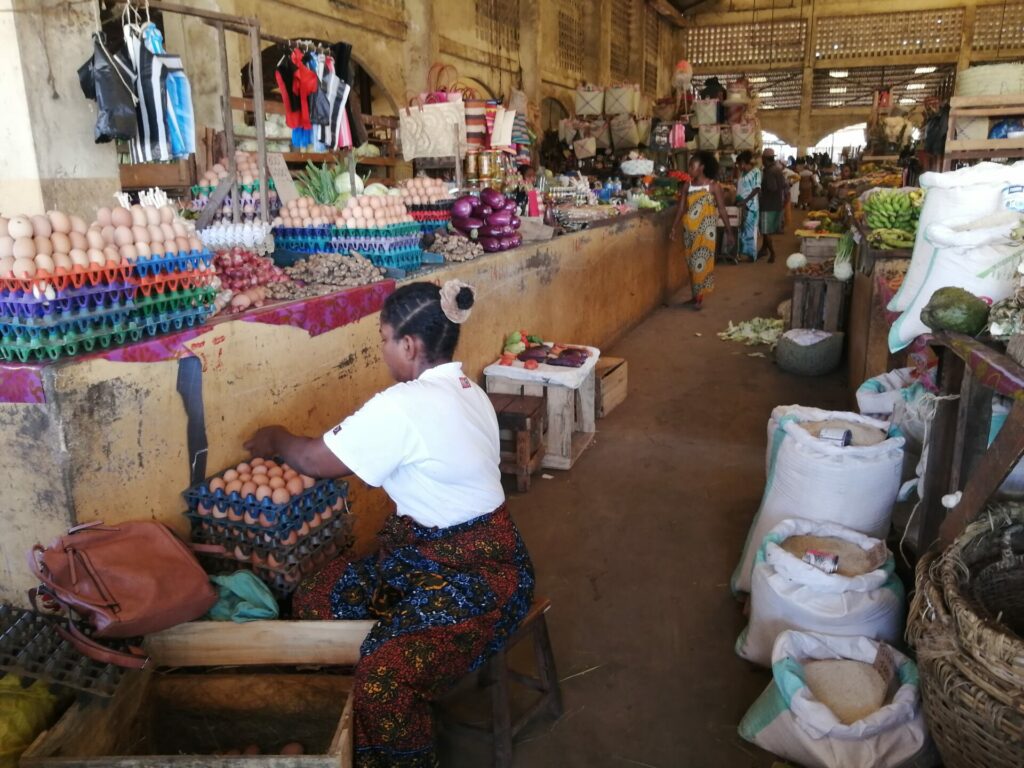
[183,474,346,536]
[366,248,424,273]
[131,249,214,278]
[0,282,137,319]
[0,303,135,342]
[188,500,349,557]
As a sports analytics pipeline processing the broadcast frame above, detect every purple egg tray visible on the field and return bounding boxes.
[0,282,137,319]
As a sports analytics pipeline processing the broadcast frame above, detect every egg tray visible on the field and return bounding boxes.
[365,248,424,273]
[130,249,214,278]
[409,209,453,223]
[183,494,345,545]
[189,505,350,565]
[406,200,455,213]
[190,178,277,197]
[0,304,215,362]
[0,603,126,698]
[0,282,137,319]
[129,268,217,297]
[333,236,422,256]
[183,477,346,536]
[0,262,134,294]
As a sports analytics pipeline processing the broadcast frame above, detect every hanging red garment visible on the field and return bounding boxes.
[276,49,318,130]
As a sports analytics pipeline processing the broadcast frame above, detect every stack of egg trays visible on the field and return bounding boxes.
[0,281,136,318]
[366,248,424,273]
[0,262,134,294]
[130,267,217,297]
[183,476,346,540]
[130,248,214,279]
[0,603,125,697]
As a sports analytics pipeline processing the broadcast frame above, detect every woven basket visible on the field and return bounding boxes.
[907,508,1024,767]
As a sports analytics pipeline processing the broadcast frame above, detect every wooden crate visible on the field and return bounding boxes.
[118,158,196,191]
[790,275,851,332]
[23,620,371,766]
[595,357,627,418]
[800,236,838,263]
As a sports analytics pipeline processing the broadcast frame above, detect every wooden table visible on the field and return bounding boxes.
[915,332,1024,554]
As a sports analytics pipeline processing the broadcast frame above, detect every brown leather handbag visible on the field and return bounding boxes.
[28,520,217,668]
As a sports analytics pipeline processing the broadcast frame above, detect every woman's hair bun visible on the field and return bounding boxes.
[455,286,475,310]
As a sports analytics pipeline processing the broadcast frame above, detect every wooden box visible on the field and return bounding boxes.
[595,357,627,418]
[23,620,372,767]
[790,275,851,333]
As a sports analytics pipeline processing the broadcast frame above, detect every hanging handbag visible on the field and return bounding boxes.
[575,86,604,117]
[610,114,639,150]
[605,84,639,116]
[636,117,653,146]
[574,136,597,159]
[28,520,217,668]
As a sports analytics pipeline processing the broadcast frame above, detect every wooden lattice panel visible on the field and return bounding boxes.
[644,9,660,96]
[340,0,405,9]
[810,64,955,109]
[685,20,807,68]
[475,0,521,47]
[557,0,586,77]
[610,0,633,82]
[972,2,1024,53]
[814,9,964,60]
[693,70,804,111]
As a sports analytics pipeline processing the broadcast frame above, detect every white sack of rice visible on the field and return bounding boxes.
[800,418,887,446]
[803,659,888,725]
[781,534,878,577]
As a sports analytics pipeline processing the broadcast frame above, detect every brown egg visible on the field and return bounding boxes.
[52,253,72,272]
[188,236,202,252]
[255,485,273,501]
[33,254,55,274]
[85,248,105,266]
[129,204,147,227]
[48,211,71,234]
[251,464,268,476]
[271,488,290,505]
[70,231,89,251]
[160,223,176,242]
[269,477,285,490]
[283,469,298,480]
[225,479,243,495]
[267,466,283,479]
[50,232,71,254]
[131,225,150,245]
[119,244,138,262]
[0,257,14,277]
[223,469,239,482]
[7,216,32,239]
[0,236,13,259]
[159,205,175,224]
[70,215,87,234]
[136,242,151,258]
[286,477,304,496]
[11,257,35,278]
[33,236,53,256]
[113,226,133,246]
[208,476,226,493]
[31,215,52,238]
[174,236,190,254]
[144,206,161,226]
[238,473,252,484]
[148,224,164,244]
[211,505,228,520]
[241,481,257,498]
[101,225,116,245]
[300,474,315,489]
[96,206,112,226]
[232,545,250,562]
[69,249,89,268]
[102,245,120,263]
[12,237,35,259]
[251,457,265,467]
[110,206,132,228]
[236,462,251,474]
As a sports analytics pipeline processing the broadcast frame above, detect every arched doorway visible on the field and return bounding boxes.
[762,131,797,164]
[541,97,569,134]
[813,124,867,163]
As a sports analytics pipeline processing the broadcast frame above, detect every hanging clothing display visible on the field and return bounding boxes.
[118,21,195,163]
[78,33,138,143]
[275,44,358,151]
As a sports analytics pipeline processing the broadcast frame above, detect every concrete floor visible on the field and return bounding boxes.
[442,231,851,767]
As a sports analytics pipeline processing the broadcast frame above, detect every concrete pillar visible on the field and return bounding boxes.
[519,0,542,107]
[403,0,437,95]
[1,0,120,218]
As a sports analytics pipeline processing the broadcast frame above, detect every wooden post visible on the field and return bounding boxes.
[454,122,464,189]
[215,22,239,224]
[249,24,269,225]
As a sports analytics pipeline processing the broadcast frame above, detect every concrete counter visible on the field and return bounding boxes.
[0,210,679,604]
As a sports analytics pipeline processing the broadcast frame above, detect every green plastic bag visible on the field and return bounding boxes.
[0,676,62,768]
[208,572,279,622]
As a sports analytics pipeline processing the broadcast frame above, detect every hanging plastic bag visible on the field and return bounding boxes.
[736,518,904,667]
[208,571,279,622]
[740,631,935,768]
[610,114,639,150]
[78,33,138,143]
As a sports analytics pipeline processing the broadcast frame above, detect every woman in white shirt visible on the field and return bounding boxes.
[246,280,535,768]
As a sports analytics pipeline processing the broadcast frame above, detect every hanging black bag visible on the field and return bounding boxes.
[78,33,138,143]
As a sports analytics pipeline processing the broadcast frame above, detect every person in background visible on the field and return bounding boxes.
[734,150,761,261]
[246,281,535,768]
[669,150,733,310]
[798,159,815,209]
[758,148,788,262]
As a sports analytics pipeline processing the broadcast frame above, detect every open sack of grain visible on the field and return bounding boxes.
[733,406,905,593]
[739,631,935,768]
[736,518,905,667]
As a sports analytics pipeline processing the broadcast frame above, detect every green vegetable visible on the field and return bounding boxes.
[920,287,991,336]
[717,318,785,348]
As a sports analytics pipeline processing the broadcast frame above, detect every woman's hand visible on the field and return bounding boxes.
[244,425,286,458]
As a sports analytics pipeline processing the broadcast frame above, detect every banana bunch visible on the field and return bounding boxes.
[868,228,916,251]
[863,190,919,233]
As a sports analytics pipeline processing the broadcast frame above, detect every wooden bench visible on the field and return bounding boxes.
[488,393,546,492]
[443,597,563,767]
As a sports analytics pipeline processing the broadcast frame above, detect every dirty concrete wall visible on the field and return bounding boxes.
[0,213,677,606]
[2,0,120,218]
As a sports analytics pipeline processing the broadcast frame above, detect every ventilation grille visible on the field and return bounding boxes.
[814,9,964,60]
[686,20,807,68]
[557,0,586,76]
[475,0,521,48]
[610,0,634,82]
[972,2,1024,53]
[810,64,955,109]
[644,9,660,96]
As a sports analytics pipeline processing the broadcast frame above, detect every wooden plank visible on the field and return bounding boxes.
[847,271,872,395]
[119,159,194,190]
[267,152,299,204]
[949,106,1024,118]
[791,279,807,330]
[950,95,1024,109]
[596,358,627,418]
[823,281,843,333]
[230,95,286,115]
[544,387,574,468]
[576,370,597,434]
[143,620,373,667]
[945,137,1024,152]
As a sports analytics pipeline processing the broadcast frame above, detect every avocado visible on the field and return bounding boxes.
[920,286,991,336]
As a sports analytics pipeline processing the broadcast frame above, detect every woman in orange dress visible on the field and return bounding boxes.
[670,150,734,309]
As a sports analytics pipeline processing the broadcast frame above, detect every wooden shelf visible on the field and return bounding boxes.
[943,95,1024,170]
[280,152,398,167]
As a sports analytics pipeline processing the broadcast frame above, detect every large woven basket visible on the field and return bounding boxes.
[907,506,1024,767]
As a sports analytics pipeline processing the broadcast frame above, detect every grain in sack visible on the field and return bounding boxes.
[736,518,905,667]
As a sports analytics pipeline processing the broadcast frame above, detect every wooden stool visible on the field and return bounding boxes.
[444,598,563,768]
[488,393,546,492]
